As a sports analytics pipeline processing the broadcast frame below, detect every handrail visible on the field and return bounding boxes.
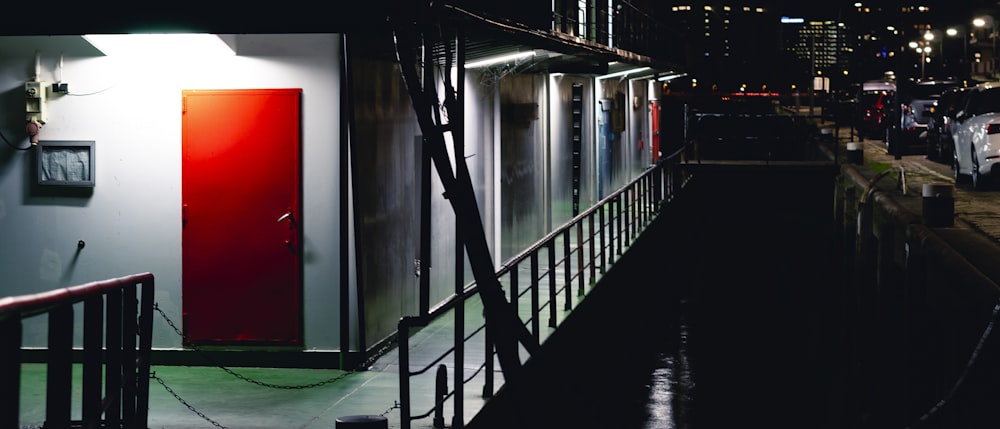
[0,272,155,429]
[397,150,686,429]
[396,106,834,429]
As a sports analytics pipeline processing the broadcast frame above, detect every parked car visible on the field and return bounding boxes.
[926,86,970,161]
[896,79,961,154]
[856,79,896,140]
[951,82,1000,189]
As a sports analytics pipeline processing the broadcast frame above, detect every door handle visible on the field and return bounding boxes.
[279,210,297,253]
[277,210,296,226]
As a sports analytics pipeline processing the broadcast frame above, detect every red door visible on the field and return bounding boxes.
[181,89,302,346]
[650,100,661,161]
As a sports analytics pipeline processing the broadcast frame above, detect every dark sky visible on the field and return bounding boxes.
[769,0,999,22]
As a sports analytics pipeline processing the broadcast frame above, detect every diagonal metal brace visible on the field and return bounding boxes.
[390,12,540,381]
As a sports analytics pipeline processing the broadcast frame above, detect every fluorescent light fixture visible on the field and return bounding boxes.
[597,66,650,80]
[657,73,688,82]
[781,16,804,24]
[465,51,535,69]
[82,34,235,57]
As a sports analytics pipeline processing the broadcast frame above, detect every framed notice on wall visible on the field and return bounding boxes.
[36,140,95,187]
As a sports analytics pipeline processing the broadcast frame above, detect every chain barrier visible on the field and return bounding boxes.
[150,302,401,426]
[152,373,229,429]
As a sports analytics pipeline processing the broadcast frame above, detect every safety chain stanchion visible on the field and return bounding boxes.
[149,303,401,427]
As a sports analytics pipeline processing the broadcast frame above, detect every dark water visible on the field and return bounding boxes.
[467,165,847,429]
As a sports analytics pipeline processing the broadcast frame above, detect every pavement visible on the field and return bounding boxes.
[828,123,1000,245]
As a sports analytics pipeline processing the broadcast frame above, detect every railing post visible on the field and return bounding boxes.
[83,295,104,428]
[0,317,21,429]
[121,286,137,427]
[588,213,596,285]
[643,175,650,224]
[509,262,518,313]
[46,304,73,429]
[638,177,645,227]
[137,278,155,427]
[530,253,540,342]
[398,320,412,429]
[548,239,557,328]
[608,200,615,261]
[653,163,662,210]
[599,204,607,273]
[576,222,585,296]
[105,288,123,427]
[630,185,637,239]
[563,229,572,311]
[616,194,623,255]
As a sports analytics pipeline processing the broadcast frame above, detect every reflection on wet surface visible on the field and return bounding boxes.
[641,320,694,429]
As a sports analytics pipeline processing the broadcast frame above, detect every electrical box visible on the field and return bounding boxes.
[25,81,46,124]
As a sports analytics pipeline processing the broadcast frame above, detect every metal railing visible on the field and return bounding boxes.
[550,0,666,58]
[0,272,155,429]
[397,150,692,429]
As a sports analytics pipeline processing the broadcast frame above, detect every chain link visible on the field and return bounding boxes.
[381,400,401,417]
[154,303,394,388]
[150,302,401,424]
[153,373,228,429]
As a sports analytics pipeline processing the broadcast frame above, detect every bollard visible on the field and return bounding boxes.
[335,415,388,429]
[846,142,863,165]
[819,127,834,147]
[433,364,448,428]
[922,183,954,227]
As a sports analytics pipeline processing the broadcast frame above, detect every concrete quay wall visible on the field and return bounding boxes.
[835,160,1000,427]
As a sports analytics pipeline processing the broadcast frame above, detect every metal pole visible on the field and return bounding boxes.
[810,35,815,116]
[965,30,970,79]
[921,49,926,80]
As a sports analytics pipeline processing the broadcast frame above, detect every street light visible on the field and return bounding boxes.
[911,39,934,80]
[947,26,969,78]
[925,30,945,77]
[974,16,997,78]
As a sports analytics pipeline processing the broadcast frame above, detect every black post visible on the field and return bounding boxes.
[0,318,21,429]
[82,296,104,428]
[433,365,448,428]
[45,305,73,429]
[105,289,123,426]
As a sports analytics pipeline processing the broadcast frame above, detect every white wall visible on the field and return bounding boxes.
[0,34,344,350]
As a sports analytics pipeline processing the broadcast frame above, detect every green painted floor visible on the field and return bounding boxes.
[20,339,491,428]
[18,271,586,429]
